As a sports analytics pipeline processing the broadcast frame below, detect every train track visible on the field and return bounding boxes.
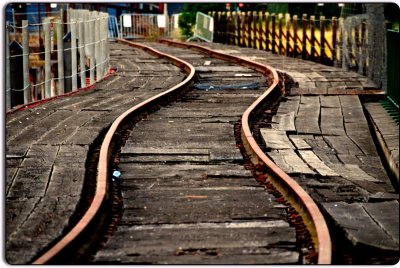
[32,40,331,264]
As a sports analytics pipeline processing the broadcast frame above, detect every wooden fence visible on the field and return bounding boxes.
[210,11,343,66]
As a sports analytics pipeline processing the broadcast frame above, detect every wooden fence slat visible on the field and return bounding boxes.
[293,15,298,57]
[237,12,242,47]
[286,14,290,56]
[253,11,257,49]
[272,13,276,53]
[265,12,270,51]
[320,15,325,64]
[332,16,338,63]
[361,19,367,75]
[258,11,263,50]
[278,14,283,54]
[302,14,307,59]
[247,11,252,48]
[310,15,316,61]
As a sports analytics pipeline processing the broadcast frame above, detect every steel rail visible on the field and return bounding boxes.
[158,38,332,264]
[32,40,195,264]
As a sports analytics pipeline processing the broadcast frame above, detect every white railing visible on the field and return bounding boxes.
[118,13,179,40]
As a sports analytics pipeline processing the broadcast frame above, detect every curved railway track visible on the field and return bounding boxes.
[32,40,331,264]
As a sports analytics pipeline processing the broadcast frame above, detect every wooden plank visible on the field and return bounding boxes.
[320,95,340,108]
[121,189,289,225]
[260,129,294,149]
[276,98,300,114]
[121,147,210,155]
[289,136,311,150]
[268,149,315,174]
[295,96,320,134]
[330,164,380,182]
[322,202,398,250]
[94,224,299,264]
[362,201,399,245]
[298,150,338,176]
[320,107,345,136]
[324,136,364,155]
[271,112,296,132]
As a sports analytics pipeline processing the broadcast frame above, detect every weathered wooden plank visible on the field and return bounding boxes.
[260,129,294,149]
[271,112,296,132]
[289,136,312,150]
[268,149,315,174]
[295,96,321,134]
[276,98,300,115]
[320,95,340,108]
[121,189,288,225]
[121,147,210,155]
[322,202,398,250]
[324,136,364,155]
[320,107,345,135]
[121,154,211,163]
[94,224,299,264]
[362,201,399,245]
[330,164,380,182]
[298,150,338,176]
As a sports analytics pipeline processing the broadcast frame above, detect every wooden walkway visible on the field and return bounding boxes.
[5,40,399,264]
[92,43,300,264]
[203,43,399,261]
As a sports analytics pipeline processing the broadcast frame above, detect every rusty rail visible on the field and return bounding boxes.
[158,38,332,264]
[32,40,195,264]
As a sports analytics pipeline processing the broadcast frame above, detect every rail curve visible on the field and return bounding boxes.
[33,39,331,264]
[158,38,332,264]
[32,40,195,264]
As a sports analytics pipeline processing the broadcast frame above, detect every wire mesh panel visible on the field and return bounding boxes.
[188,12,214,42]
[120,13,161,39]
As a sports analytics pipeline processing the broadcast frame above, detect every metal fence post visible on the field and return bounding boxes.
[95,12,101,82]
[6,24,11,111]
[71,18,78,91]
[22,20,30,104]
[90,12,95,85]
[103,13,109,76]
[79,19,86,87]
[56,19,64,95]
[44,18,52,98]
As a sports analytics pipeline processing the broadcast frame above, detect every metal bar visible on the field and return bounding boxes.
[6,23,11,111]
[71,18,78,91]
[79,19,86,87]
[22,20,30,104]
[56,19,64,95]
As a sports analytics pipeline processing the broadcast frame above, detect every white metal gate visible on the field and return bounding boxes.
[187,12,214,42]
[119,13,163,39]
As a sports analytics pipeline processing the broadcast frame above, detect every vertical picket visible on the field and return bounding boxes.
[271,14,276,53]
[56,19,64,95]
[302,14,307,59]
[320,16,325,64]
[22,20,30,104]
[6,24,11,111]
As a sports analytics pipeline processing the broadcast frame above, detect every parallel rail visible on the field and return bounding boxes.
[158,38,332,264]
[33,39,331,264]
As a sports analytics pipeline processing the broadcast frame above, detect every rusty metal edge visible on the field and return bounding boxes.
[32,39,195,264]
[159,38,332,264]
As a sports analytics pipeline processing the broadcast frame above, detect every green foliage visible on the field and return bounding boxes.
[178,3,225,37]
